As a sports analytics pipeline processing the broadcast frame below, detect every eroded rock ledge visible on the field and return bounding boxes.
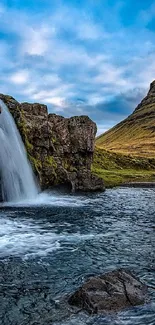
[0,94,104,192]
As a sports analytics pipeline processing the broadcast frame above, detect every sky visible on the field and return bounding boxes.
[0,0,155,134]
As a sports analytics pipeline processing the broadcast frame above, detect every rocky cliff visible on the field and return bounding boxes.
[0,94,104,192]
[96,81,155,157]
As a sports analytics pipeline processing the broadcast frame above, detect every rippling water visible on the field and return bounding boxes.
[0,188,155,325]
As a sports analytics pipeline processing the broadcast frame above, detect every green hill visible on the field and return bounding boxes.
[96,80,155,158]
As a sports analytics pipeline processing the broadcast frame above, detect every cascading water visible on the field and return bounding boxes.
[0,100,39,202]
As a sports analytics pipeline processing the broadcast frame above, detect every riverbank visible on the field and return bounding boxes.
[92,148,155,188]
[121,182,155,188]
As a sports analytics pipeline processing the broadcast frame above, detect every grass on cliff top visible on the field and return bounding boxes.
[92,148,155,187]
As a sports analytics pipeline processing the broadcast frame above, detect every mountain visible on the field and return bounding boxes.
[0,94,104,193]
[96,81,155,157]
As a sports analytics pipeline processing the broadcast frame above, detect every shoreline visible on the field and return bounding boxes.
[121,182,155,188]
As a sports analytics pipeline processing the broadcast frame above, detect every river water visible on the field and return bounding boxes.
[0,188,155,325]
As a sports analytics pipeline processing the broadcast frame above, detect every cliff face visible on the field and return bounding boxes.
[0,94,104,192]
[96,81,155,157]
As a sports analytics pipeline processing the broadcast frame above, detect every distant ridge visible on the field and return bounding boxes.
[96,81,155,157]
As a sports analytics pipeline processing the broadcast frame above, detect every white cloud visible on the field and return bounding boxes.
[0,1,154,133]
[42,96,66,107]
[87,94,107,105]
[10,70,30,84]
[30,82,76,106]
[94,63,127,87]
[76,22,109,40]
[22,25,55,56]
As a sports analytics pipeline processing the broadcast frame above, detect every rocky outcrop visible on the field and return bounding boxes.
[68,269,148,314]
[0,94,104,192]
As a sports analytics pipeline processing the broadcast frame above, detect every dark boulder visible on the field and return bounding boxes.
[68,269,148,314]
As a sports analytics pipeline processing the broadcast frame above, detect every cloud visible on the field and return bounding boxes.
[42,87,146,136]
[21,25,55,56]
[75,22,109,40]
[94,88,145,117]
[10,70,30,84]
[0,0,154,134]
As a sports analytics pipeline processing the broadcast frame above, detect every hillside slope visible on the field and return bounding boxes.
[96,80,155,157]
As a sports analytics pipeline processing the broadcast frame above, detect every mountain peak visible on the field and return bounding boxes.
[96,81,155,157]
[134,79,155,112]
[150,80,155,90]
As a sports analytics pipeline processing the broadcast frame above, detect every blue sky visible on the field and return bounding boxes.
[0,0,155,134]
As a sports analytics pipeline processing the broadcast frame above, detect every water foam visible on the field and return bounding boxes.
[0,216,97,259]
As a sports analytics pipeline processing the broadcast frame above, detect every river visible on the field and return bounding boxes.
[0,187,155,325]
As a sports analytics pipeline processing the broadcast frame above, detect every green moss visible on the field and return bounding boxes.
[43,155,58,180]
[63,160,70,170]
[25,138,33,151]
[62,159,77,172]
[92,166,155,188]
[52,137,57,144]
[28,154,42,175]
[18,110,27,131]
[16,110,35,155]
[69,166,77,172]
[45,156,57,169]
[92,167,123,188]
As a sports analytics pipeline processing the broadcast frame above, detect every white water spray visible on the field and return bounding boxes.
[0,100,39,202]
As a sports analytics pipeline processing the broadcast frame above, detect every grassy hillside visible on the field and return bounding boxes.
[96,81,155,157]
[92,148,155,187]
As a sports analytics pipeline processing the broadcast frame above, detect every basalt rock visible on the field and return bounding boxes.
[68,269,148,314]
[0,94,104,192]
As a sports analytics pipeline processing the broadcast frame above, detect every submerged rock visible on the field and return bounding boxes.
[68,269,148,314]
[0,94,104,192]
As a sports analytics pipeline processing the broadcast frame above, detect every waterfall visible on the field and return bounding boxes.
[0,100,39,202]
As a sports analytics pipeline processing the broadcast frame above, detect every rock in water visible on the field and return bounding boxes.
[68,269,148,314]
[0,94,104,192]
